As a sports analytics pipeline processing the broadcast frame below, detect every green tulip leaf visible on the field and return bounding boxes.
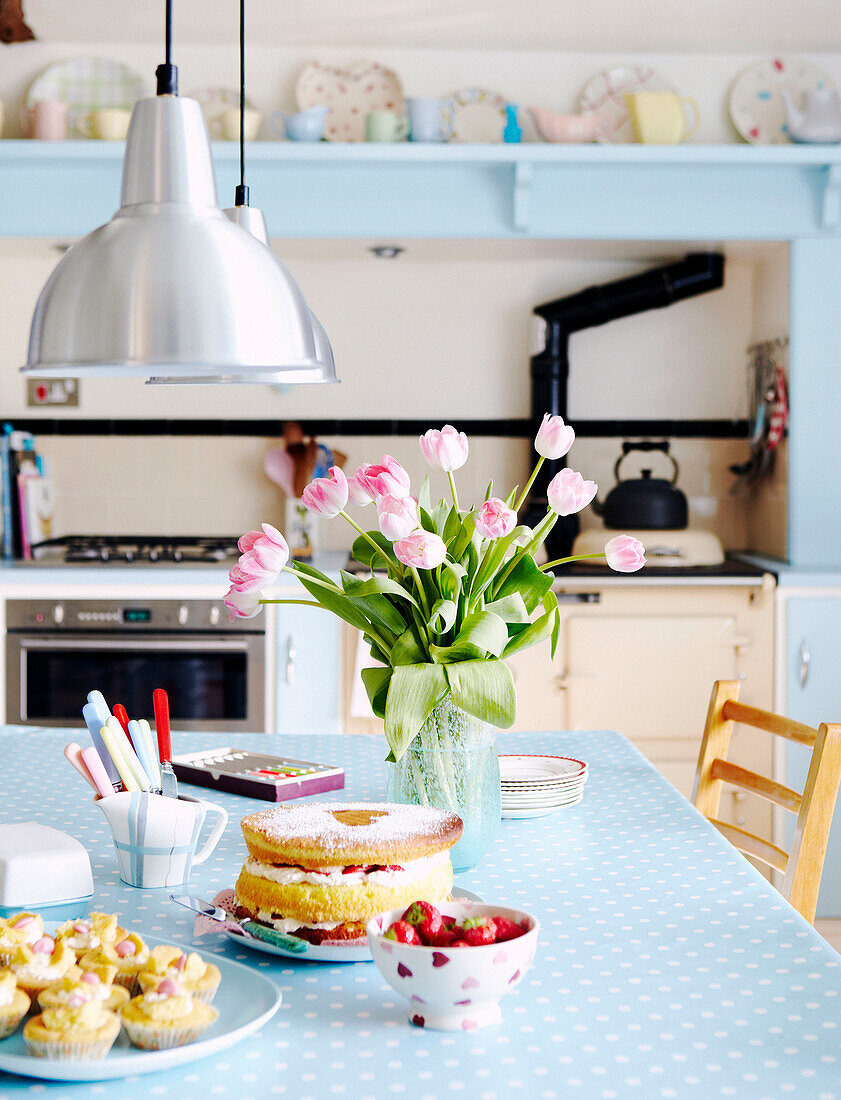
[384,663,449,760]
[446,509,478,562]
[483,592,530,624]
[361,665,392,719]
[391,627,427,666]
[428,598,457,634]
[350,531,398,571]
[444,659,516,728]
[492,553,554,612]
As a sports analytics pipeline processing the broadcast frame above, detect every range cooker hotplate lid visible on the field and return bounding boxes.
[571,526,725,568]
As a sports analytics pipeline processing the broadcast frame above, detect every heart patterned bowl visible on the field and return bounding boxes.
[366,902,539,1031]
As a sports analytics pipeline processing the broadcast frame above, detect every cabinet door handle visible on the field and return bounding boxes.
[286,637,297,685]
[799,640,811,688]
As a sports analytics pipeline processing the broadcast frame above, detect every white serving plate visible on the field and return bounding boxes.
[499,755,587,781]
[728,57,837,144]
[501,774,589,790]
[0,934,281,1082]
[219,887,482,963]
[502,792,584,819]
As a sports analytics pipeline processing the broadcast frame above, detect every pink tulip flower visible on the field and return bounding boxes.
[393,529,448,569]
[237,529,262,554]
[224,586,262,619]
[474,497,516,539]
[346,468,375,506]
[605,534,646,573]
[302,466,349,517]
[377,494,420,542]
[419,425,469,472]
[228,524,289,592]
[535,414,575,460]
[547,468,597,516]
[357,456,411,500]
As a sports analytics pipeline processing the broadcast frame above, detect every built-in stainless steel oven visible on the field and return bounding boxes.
[5,599,266,732]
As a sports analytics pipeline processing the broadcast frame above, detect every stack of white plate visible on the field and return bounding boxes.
[499,754,588,819]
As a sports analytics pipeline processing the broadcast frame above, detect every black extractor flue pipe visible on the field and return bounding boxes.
[526,251,725,560]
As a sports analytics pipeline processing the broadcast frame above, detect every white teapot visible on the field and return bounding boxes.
[781,87,841,143]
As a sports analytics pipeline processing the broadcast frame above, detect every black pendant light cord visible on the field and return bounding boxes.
[235,0,249,207]
[156,0,178,96]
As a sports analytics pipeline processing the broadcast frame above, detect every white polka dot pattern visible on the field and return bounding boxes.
[1,726,840,1098]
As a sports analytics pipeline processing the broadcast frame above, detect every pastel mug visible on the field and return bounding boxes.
[624,92,700,144]
[78,108,131,141]
[216,106,262,141]
[365,110,409,143]
[25,99,68,140]
[95,790,228,889]
[405,97,452,142]
[270,105,329,142]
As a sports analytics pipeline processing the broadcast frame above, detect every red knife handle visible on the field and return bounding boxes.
[113,704,131,742]
[153,688,171,764]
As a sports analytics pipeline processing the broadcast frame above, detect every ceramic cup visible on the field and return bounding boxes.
[217,106,262,142]
[95,790,227,889]
[365,110,409,143]
[78,107,131,141]
[624,92,700,144]
[530,106,600,143]
[270,105,329,142]
[406,97,451,142]
[26,99,68,140]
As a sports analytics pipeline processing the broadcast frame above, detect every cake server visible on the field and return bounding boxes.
[169,893,308,953]
[153,687,178,799]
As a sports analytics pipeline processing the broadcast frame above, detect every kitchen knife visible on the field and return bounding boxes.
[153,688,178,799]
[129,719,161,794]
[169,893,309,954]
[82,699,121,791]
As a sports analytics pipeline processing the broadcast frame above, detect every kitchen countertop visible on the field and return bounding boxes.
[0,725,839,1098]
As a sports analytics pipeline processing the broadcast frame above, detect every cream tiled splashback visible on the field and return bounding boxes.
[38,432,764,553]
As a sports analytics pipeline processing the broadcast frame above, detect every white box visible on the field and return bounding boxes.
[0,823,93,919]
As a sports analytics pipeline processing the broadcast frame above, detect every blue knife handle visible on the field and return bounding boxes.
[242,920,309,953]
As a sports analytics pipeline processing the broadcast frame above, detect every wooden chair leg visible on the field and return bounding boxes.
[785,723,841,923]
[692,680,742,821]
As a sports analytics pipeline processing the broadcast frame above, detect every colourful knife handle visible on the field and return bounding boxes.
[105,716,150,792]
[138,719,162,788]
[64,742,98,793]
[100,725,140,792]
[241,920,309,953]
[153,688,172,764]
[81,746,116,799]
[82,702,121,789]
[113,704,131,740]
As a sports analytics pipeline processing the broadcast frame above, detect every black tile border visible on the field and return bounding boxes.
[6,418,750,439]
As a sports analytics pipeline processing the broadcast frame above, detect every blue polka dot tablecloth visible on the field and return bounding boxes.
[0,726,840,1100]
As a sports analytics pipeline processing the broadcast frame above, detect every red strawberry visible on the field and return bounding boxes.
[460,916,498,946]
[427,923,459,947]
[384,920,422,945]
[402,901,442,944]
[342,865,363,874]
[493,917,527,943]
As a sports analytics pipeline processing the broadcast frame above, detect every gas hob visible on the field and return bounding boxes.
[31,535,241,565]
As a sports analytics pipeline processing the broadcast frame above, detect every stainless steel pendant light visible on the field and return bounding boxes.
[23,0,335,385]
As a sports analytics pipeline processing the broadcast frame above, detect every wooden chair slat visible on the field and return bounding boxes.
[721,699,817,747]
[710,758,803,813]
[709,818,790,872]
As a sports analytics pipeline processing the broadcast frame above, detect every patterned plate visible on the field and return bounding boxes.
[295,60,405,143]
[26,57,148,139]
[443,87,508,143]
[499,755,588,781]
[728,57,837,144]
[578,65,674,143]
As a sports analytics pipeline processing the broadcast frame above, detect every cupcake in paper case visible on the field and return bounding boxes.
[38,963,130,1014]
[55,912,121,956]
[138,945,221,1003]
[120,978,219,1050]
[9,937,76,1000]
[0,969,30,1038]
[23,999,121,1061]
[80,932,150,994]
[0,913,44,965]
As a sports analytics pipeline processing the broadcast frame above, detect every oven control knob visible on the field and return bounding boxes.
[53,604,64,624]
[177,605,189,626]
[209,606,220,626]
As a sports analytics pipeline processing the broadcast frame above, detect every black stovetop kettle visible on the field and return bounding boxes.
[593,440,688,530]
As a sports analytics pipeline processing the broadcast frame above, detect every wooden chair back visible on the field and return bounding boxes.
[692,680,841,923]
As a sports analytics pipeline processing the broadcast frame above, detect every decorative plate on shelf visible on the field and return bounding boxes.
[295,60,405,142]
[0,934,281,1082]
[25,57,148,139]
[442,87,507,143]
[728,57,837,144]
[578,65,674,143]
[188,87,258,139]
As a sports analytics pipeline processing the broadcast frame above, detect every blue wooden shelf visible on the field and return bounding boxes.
[2,140,841,239]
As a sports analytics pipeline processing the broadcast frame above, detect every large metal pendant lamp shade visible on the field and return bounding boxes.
[23,0,335,385]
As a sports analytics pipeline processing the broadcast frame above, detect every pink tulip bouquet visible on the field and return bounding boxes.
[226,415,645,768]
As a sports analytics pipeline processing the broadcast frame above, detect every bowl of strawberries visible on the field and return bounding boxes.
[366,899,539,1031]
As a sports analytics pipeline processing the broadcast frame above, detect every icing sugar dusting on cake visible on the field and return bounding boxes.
[242,802,460,851]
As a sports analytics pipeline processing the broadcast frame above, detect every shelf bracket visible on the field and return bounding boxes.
[821,164,841,229]
[512,161,533,233]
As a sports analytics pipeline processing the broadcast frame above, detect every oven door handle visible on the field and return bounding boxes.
[16,637,254,651]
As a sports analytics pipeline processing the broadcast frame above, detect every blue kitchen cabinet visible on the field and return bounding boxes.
[273,604,341,736]
[784,595,841,916]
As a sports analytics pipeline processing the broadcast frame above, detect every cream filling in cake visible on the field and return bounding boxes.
[254,912,345,933]
[243,848,449,887]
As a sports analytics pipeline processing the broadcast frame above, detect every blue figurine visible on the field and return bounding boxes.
[503,104,522,143]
